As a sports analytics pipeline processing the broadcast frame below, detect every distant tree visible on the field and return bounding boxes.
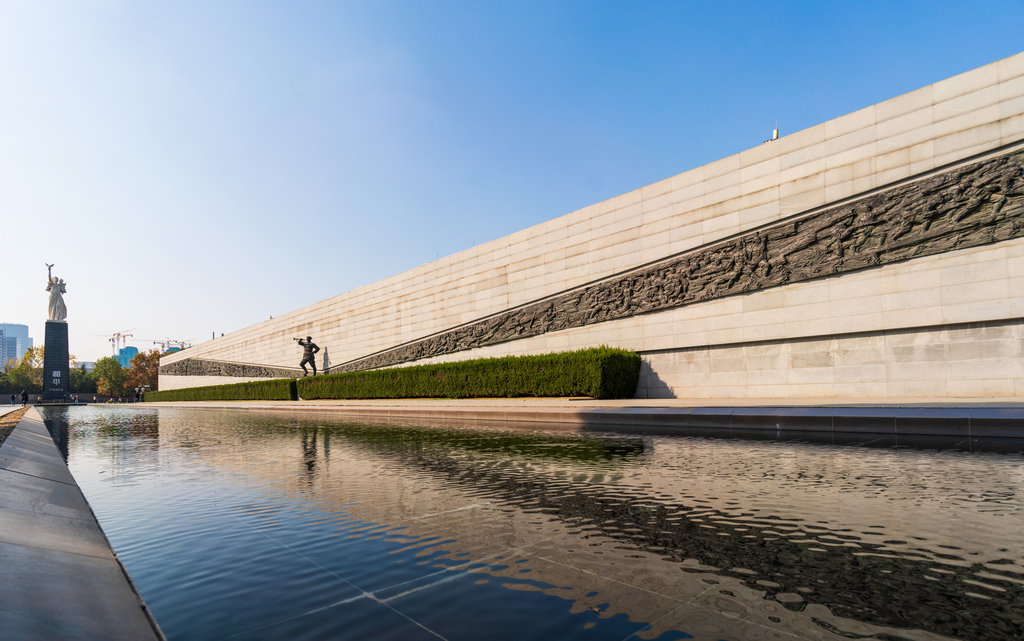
[0,358,15,394]
[24,345,44,367]
[6,346,44,393]
[93,356,130,397]
[69,364,97,393]
[127,349,160,392]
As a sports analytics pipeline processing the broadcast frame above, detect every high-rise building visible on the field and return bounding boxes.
[0,323,33,364]
[117,346,139,369]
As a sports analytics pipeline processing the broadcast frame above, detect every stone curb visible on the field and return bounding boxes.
[146,401,1024,449]
[0,407,165,641]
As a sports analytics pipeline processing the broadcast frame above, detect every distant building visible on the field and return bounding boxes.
[117,346,139,369]
[0,323,33,364]
[77,361,96,372]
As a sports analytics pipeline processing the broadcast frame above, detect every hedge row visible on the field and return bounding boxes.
[297,347,641,400]
[145,378,297,402]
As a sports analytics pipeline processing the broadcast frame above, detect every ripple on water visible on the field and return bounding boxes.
[40,406,1024,641]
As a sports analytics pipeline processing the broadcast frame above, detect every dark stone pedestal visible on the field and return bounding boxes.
[43,321,69,401]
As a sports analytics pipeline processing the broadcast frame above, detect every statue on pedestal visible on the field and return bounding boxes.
[45,263,67,322]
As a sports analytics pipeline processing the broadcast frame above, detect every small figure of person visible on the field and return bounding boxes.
[62,394,67,404]
[21,390,28,406]
[134,390,140,403]
[297,336,320,376]
[9,393,14,405]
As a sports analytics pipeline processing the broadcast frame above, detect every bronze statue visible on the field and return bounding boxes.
[296,336,320,376]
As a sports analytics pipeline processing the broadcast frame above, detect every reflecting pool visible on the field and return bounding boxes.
[41,406,1024,640]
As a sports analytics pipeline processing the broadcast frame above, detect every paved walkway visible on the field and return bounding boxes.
[0,405,22,418]
[0,407,163,640]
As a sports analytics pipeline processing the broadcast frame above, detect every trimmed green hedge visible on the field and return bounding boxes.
[297,347,641,400]
[145,378,297,402]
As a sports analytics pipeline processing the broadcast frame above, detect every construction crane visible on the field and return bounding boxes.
[147,338,194,352]
[95,329,136,355]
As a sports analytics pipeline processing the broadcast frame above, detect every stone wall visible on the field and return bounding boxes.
[161,52,1024,399]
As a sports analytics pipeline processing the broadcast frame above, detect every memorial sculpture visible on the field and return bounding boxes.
[295,336,320,376]
[43,263,70,401]
[45,263,67,322]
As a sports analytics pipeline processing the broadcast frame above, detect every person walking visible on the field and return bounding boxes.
[20,390,28,406]
[9,393,14,405]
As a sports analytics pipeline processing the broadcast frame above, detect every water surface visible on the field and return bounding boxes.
[41,406,1024,640]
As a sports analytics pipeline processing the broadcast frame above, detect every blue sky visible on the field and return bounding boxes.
[2,1,1022,362]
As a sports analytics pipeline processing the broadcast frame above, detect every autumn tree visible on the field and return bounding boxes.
[127,349,160,392]
[93,357,130,397]
[4,346,44,393]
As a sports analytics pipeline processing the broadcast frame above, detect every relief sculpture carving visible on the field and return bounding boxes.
[335,149,1024,374]
[160,358,300,379]
[160,149,1024,379]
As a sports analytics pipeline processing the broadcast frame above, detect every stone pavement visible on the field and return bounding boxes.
[0,407,164,640]
[0,405,22,418]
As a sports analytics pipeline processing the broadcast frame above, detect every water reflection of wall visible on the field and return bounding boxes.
[148,409,1024,640]
[41,405,71,460]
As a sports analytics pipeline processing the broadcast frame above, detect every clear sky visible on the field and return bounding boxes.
[1,1,1022,362]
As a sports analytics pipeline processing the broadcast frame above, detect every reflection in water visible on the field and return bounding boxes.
[43,405,160,461]
[42,407,1024,641]
[301,427,318,477]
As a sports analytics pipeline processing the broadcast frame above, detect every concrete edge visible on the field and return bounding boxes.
[142,401,1024,446]
[0,407,166,641]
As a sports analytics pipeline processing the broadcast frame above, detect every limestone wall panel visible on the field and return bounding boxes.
[161,53,1024,400]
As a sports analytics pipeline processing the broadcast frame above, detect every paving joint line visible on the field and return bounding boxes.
[0,465,78,487]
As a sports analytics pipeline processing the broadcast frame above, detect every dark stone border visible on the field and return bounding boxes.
[334,148,1024,372]
[137,401,1024,453]
[579,406,1024,453]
